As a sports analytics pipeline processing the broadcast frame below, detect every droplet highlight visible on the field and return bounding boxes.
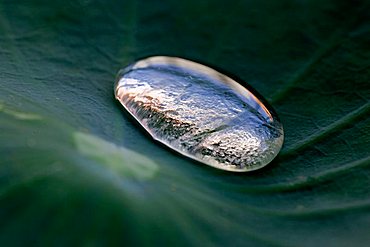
[115,56,284,172]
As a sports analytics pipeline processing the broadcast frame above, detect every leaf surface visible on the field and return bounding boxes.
[0,0,370,246]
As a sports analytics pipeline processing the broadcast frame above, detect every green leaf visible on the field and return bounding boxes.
[74,131,158,180]
[0,0,369,246]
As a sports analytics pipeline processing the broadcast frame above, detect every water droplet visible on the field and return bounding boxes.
[115,56,284,172]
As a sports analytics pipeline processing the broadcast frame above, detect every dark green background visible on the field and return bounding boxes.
[0,0,370,246]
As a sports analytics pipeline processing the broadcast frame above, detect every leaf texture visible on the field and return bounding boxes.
[0,0,370,246]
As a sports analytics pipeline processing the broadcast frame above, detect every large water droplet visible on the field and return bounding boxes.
[115,56,284,172]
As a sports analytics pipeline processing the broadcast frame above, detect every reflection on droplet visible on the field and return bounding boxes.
[115,56,284,172]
